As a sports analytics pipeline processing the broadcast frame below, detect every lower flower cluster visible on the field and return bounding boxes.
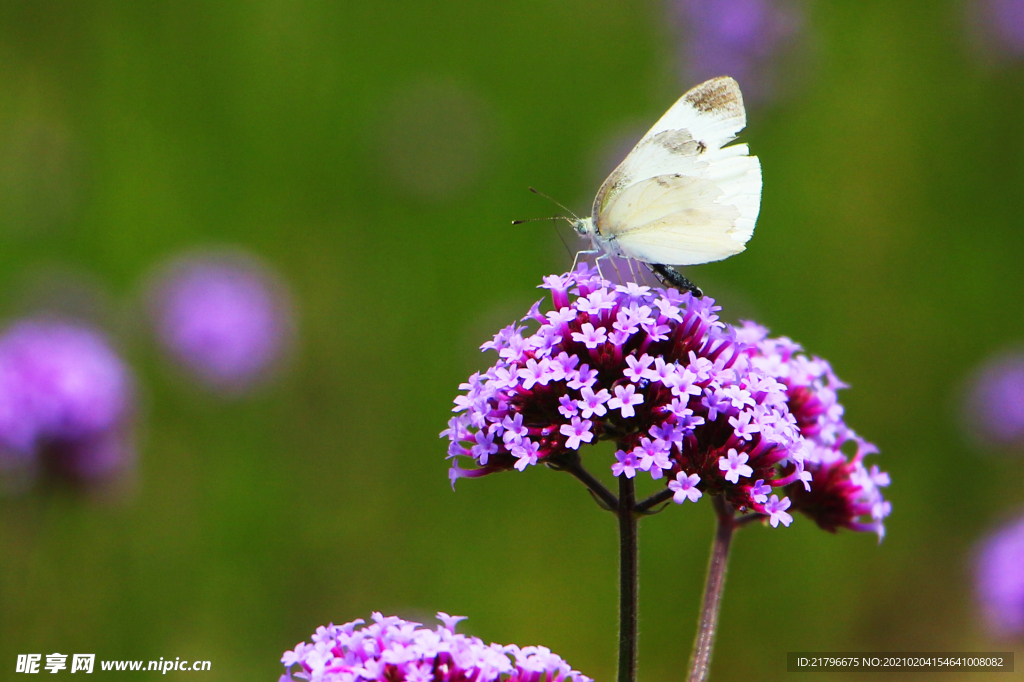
[280,613,591,682]
[443,266,891,537]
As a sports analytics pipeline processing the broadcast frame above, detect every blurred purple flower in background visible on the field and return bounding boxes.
[280,612,591,682]
[974,514,1024,637]
[962,351,1024,449]
[0,318,134,483]
[148,251,294,395]
[968,0,1024,59]
[672,0,804,105]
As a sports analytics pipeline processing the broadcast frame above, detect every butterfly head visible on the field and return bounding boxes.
[570,216,593,237]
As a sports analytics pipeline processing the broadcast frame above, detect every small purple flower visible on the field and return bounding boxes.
[568,365,598,390]
[578,289,616,315]
[616,282,651,300]
[549,352,579,381]
[614,309,641,337]
[471,430,499,464]
[436,612,467,633]
[571,323,606,349]
[519,358,551,390]
[280,613,591,682]
[702,389,730,421]
[577,386,611,419]
[721,385,755,410]
[558,394,579,419]
[672,0,805,105]
[749,479,772,504]
[444,270,890,533]
[512,439,541,471]
[634,437,672,478]
[669,472,702,504]
[649,357,679,386]
[608,384,644,418]
[641,319,671,343]
[728,410,762,442]
[624,354,655,383]
[612,449,638,479]
[147,251,293,395]
[502,413,528,445]
[0,318,134,483]
[763,494,793,527]
[974,514,1024,637]
[718,448,753,484]
[559,417,594,450]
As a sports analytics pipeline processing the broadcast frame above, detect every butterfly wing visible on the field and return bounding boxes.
[592,76,762,266]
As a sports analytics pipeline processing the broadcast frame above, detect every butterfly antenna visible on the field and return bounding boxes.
[511,216,575,226]
[528,187,580,222]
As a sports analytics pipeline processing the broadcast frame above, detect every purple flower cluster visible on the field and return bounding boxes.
[280,612,591,682]
[0,318,133,482]
[974,514,1024,637]
[738,322,892,536]
[443,266,890,536]
[148,251,293,395]
[971,0,1024,59]
[963,351,1024,448]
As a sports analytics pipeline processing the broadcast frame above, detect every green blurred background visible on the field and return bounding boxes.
[0,1,1022,680]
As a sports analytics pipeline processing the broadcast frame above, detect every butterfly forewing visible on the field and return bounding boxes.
[592,76,762,267]
[646,77,747,147]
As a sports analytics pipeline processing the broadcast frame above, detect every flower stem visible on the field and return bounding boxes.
[686,496,736,682]
[634,487,674,514]
[554,452,619,512]
[617,475,638,682]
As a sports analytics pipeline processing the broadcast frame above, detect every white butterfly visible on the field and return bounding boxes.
[571,76,761,295]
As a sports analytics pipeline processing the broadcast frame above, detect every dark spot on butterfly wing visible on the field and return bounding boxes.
[650,129,700,156]
[682,77,744,116]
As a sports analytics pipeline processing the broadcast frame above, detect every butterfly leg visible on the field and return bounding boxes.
[626,258,642,285]
[649,264,703,298]
[594,252,618,282]
[609,255,623,283]
[571,248,601,272]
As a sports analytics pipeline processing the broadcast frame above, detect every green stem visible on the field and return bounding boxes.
[634,487,674,514]
[552,452,619,512]
[686,496,736,682]
[617,475,638,682]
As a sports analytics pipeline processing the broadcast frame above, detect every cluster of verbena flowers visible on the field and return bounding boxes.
[443,265,890,536]
[280,612,591,682]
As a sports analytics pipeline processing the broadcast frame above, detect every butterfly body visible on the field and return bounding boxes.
[571,77,762,288]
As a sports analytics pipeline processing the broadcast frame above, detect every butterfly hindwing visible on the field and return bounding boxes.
[602,174,749,266]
